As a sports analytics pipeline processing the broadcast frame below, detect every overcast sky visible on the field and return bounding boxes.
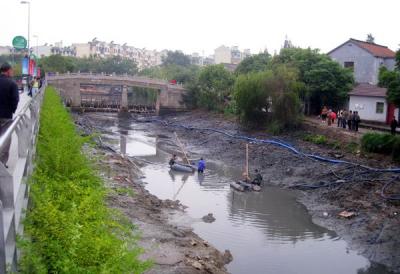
[1,0,399,56]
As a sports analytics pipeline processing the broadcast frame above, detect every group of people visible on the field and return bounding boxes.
[321,106,361,132]
[337,110,361,131]
[169,154,206,173]
[169,154,263,186]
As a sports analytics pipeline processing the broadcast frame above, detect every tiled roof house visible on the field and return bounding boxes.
[328,38,398,123]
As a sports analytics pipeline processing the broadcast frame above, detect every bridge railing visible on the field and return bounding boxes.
[0,84,45,273]
[47,72,185,89]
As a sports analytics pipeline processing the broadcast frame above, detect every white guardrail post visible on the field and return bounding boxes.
[0,82,45,273]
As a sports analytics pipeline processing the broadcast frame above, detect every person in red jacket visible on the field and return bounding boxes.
[330,111,337,124]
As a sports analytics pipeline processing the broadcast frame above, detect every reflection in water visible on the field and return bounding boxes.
[197,173,205,185]
[120,131,127,155]
[94,115,395,274]
[228,187,333,243]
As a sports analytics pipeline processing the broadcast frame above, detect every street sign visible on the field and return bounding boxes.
[12,36,27,49]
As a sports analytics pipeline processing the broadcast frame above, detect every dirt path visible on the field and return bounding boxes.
[143,111,400,273]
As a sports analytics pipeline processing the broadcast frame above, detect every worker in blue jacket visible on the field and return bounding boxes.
[198,158,206,173]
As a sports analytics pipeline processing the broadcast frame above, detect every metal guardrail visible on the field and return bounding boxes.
[0,84,45,273]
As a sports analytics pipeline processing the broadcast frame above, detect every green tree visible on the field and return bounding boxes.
[139,64,199,84]
[234,71,272,123]
[234,65,302,128]
[366,33,375,43]
[235,52,271,75]
[272,47,353,114]
[39,55,76,73]
[38,55,138,75]
[303,58,353,112]
[162,50,191,67]
[379,52,400,106]
[97,56,138,75]
[196,64,235,110]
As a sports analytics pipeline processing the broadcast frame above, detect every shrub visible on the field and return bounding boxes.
[20,86,151,273]
[361,133,396,154]
[303,134,328,145]
[361,132,400,161]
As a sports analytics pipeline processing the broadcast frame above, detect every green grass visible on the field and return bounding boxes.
[302,134,328,145]
[115,187,135,197]
[19,86,151,273]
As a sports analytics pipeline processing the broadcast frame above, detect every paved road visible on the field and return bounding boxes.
[304,116,387,141]
[6,92,32,171]
[15,92,31,116]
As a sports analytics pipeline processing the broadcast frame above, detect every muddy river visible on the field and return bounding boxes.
[100,116,393,274]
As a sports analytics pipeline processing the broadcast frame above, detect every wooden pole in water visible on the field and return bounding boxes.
[246,143,249,180]
[174,132,191,165]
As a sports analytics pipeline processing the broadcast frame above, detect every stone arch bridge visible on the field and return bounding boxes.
[47,73,188,114]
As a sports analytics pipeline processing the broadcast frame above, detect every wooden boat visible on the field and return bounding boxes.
[230,181,261,192]
[170,163,196,173]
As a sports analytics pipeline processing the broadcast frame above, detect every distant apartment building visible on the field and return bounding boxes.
[0,46,12,55]
[31,45,52,57]
[189,52,215,66]
[214,45,251,65]
[73,43,92,58]
[71,39,166,69]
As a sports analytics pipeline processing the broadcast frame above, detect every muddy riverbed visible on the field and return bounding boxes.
[78,111,399,274]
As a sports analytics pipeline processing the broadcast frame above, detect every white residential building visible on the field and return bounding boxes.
[0,46,12,55]
[31,45,52,57]
[214,45,251,65]
[328,38,398,124]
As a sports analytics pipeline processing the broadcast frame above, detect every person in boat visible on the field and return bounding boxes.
[198,157,206,173]
[169,154,177,166]
[251,169,263,186]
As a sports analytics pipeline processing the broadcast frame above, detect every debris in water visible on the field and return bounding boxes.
[202,213,216,223]
[338,210,356,219]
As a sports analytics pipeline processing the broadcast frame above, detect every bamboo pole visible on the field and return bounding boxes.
[174,132,190,165]
[246,143,249,180]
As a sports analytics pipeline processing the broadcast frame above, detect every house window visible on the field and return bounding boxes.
[344,61,354,71]
[376,102,384,114]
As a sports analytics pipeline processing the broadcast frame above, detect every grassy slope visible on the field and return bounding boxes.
[19,86,151,273]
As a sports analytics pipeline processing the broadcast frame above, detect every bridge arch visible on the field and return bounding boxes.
[47,73,188,114]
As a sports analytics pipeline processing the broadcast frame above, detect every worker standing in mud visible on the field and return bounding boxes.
[198,157,206,173]
[169,154,177,166]
[251,169,263,186]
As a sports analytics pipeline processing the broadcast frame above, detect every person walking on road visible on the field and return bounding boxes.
[30,77,39,96]
[0,63,20,167]
[391,116,398,135]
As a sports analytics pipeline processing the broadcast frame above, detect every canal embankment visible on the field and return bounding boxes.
[76,110,400,274]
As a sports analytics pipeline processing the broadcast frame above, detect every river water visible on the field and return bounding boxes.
[99,115,394,274]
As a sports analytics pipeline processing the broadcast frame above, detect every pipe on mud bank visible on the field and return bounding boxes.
[132,116,400,199]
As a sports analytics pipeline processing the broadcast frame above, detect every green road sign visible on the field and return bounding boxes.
[12,36,27,49]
